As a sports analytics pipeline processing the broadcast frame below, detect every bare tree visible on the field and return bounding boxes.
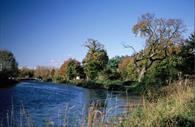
[84,39,104,52]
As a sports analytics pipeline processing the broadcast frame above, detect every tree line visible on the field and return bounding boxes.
[1,13,194,89]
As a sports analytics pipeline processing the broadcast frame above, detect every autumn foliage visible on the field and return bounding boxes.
[60,58,84,81]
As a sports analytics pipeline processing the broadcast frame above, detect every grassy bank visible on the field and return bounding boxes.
[117,79,195,127]
[60,79,138,91]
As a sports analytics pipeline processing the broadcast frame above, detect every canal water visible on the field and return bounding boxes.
[0,80,140,126]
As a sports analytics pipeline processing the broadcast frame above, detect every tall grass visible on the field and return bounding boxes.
[120,79,195,127]
[0,104,35,127]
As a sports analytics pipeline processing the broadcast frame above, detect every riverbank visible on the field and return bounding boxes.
[118,79,195,127]
[9,78,139,93]
[60,79,139,92]
[82,78,195,127]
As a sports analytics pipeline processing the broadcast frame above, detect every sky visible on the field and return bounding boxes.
[0,0,194,68]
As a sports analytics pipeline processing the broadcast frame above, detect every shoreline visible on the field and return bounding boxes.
[59,79,140,94]
[1,78,140,95]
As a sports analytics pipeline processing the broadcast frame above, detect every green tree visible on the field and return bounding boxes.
[126,60,138,81]
[98,56,122,80]
[107,56,121,72]
[0,49,18,80]
[144,55,182,86]
[128,13,186,82]
[143,34,195,86]
[105,56,122,80]
[178,33,195,74]
[82,39,108,80]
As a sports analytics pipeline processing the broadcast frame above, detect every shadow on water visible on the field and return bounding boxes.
[0,80,140,127]
[0,79,19,88]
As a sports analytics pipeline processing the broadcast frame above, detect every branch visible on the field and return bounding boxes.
[123,43,143,73]
[123,44,137,54]
[151,56,166,62]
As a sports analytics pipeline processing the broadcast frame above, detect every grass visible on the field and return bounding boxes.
[0,104,35,127]
[84,78,195,127]
[119,79,195,127]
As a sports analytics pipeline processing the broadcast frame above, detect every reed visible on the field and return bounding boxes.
[120,78,195,127]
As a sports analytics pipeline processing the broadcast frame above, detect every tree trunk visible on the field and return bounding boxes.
[138,67,146,82]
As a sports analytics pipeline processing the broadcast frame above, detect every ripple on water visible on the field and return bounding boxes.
[0,80,140,126]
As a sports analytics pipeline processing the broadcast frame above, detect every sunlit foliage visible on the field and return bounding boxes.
[60,58,85,81]
[34,66,52,81]
[82,39,108,80]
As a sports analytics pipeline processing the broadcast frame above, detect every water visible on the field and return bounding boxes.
[0,80,140,126]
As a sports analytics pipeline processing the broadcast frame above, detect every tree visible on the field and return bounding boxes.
[118,56,132,80]
[97,56,122,80]
[107,56,122,72]
[128,13,186,82]
[60,58,84,81]
[82,39,108,80]
[34,66,51,81]
[49,68,62,82]
[105,56,122,80]
[19,67,34,78]
[178,33,195,74]
[0,49,18,80]
[50,68,56,80]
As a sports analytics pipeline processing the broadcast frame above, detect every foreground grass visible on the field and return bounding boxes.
[119,79,195,127]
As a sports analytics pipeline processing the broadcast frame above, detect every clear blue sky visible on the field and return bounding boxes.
[0,0,194,68]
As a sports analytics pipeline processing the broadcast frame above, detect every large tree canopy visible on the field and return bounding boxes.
[0,49,18,80]
[129,13,186,82]
[82,39,108,80]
